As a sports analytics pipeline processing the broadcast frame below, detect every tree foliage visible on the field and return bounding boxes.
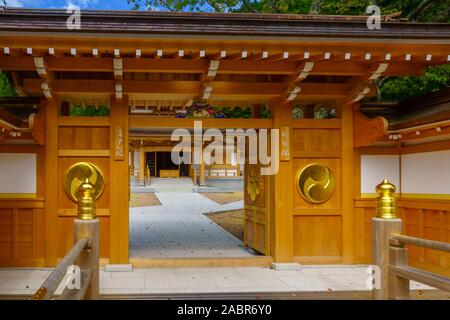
[379,65,450,101]
[128,0,450,22]
[0,71,16,97]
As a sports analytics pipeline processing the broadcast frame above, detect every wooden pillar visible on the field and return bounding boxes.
[271,98,293,263]
[342,103,355,263]
[372,218,403,300]
[199,144,206,186]
[44,97,58,266]
[109,95,129,264]
[138,147,145,186]
[389,242,410,300]
[130,150,135,177]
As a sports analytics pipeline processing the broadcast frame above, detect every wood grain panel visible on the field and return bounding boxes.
[293,129,341,158]
[243,163,270,256]
[58,126,110,150]
[0,204,44,265]
[293,216,342,257]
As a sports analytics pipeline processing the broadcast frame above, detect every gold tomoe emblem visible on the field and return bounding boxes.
[297,164,336,204]
[64,162,105,203]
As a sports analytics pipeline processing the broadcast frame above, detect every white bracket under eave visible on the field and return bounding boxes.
[34,57,48,78]
[207,60,220,79]
[350,86,371,103]
[369,63,389,81]
[295,62,315,82]
[115,82,123,100]
[114,59,123,80]
[202,83,213,100]
[286,86,301,102]
[41,81,52,98]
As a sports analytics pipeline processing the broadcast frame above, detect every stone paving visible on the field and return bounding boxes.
[129,191,252,258]
[0,266,434,296]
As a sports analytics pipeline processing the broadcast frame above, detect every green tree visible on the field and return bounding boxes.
[128,0,450,21]
[379,65,450,101]
[0,71,16,97]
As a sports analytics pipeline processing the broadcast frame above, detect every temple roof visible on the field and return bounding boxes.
[361,88,450,131]
[1,7,450,39]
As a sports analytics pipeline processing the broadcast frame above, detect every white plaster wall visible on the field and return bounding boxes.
[0,153,37,194]
[361,155,400,194]
[401,150,450,195]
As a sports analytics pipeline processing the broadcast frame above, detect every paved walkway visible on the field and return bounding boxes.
[129,192,251,258]
[0,266,437,297]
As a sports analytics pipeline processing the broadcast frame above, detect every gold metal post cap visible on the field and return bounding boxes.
[376,178,397,219]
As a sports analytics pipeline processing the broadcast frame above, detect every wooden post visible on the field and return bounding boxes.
[372,217,402,299]
[44,97,58,266]
[372,179,402,300]
[130,150,135,177]
[138,147,145,186]
[271,98,294,262]
[199,144,206,186]
[73,219,99,300]
[191,166,197,186]
[388,240,410,300]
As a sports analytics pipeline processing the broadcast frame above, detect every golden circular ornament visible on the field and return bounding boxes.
[64,162,104,203]
[297,164,336,204]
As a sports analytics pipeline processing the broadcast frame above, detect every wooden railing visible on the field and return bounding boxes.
[32,179,100,300]
[372,179,450,300]
[387,235,450,299]
[206,165,242,178]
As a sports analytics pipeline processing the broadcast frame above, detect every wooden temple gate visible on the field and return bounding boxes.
[0,8,449,269]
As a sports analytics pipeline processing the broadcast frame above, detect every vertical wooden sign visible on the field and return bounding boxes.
[114,124,124,160]
[280,126,290,161]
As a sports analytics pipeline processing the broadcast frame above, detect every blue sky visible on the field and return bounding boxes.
[5,0,148,10]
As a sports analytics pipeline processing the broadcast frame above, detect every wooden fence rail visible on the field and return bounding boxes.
[32,237,89,300]
[392,235,450,253]
[372,179,450,300]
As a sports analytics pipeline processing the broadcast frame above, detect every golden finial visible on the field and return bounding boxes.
[76,178,96,220]
[375,179,397,219]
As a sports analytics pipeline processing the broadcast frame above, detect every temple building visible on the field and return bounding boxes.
[0,8,449,277]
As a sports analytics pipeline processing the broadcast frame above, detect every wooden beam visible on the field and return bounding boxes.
[0,56,429,78]
[123,58,207,73]
[353,108,388,147]
[22,79,351,99]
